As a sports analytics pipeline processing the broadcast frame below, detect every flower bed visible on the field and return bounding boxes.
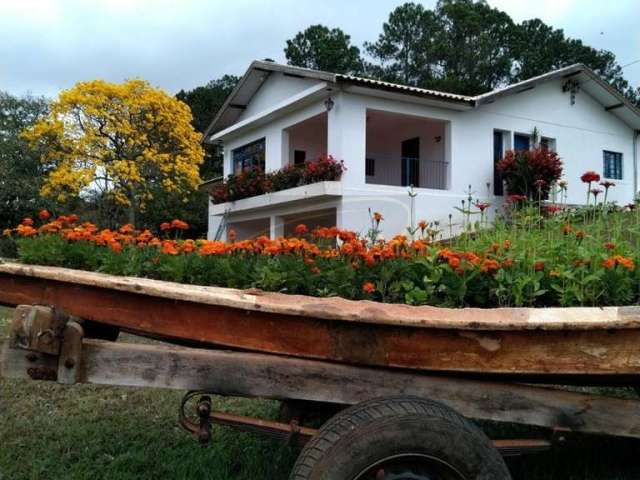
[210,155,345,204]
[4,195,640,309]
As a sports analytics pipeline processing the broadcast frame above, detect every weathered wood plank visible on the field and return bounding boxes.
[1,261,639,331]
[3,338,640,438]
[2,273,640,376]
[74,340,640,439]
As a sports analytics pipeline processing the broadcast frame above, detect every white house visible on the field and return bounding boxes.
[202,60,640,240]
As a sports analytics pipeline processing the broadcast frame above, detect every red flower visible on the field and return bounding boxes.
[543,204,561,214]
[581,171,600,183]
[294,224,308,236]
[362,282,376,294]
[590,188,603,197]
[600,181,616,189]
[507,194,526,203]
[534,261,545,272]
[21,217,34,226]
[38,210,51,220]
[474,202,490,212]
[604,242,615,250]
[160,222,171,231]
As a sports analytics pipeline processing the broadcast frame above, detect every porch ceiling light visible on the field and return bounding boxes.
[324,97,335,111]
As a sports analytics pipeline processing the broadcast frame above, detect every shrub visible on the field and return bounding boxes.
[210,155,345,204]
[497,148,563,200]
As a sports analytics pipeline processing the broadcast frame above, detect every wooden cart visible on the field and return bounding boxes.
[2,261,640,479]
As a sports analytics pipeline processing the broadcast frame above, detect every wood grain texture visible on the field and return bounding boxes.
[1,268,640,376]
[60,340,640,439]
[1,261,639,331]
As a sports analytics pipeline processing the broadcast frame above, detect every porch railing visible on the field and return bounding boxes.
[366,157,449,190]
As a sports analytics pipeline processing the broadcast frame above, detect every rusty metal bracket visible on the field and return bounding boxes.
[57,320,84,385]
[9,305,69,355]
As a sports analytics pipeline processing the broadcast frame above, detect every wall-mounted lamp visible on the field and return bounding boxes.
[324,97,335,111]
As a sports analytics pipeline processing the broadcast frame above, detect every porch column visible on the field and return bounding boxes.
[270,215,284,239]
[327,93,367,188]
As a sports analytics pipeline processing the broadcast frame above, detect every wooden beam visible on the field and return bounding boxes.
[5,339,637,439]
[605,103,624,111]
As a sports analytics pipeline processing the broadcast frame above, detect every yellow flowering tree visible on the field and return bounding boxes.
[22,79,204,224]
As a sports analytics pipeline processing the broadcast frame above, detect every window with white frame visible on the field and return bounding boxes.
[603,151,623,180]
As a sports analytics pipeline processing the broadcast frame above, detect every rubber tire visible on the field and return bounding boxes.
[289,396,511,480]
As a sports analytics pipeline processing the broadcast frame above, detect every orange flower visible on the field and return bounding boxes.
[2,228,12,237]
[575,231,585,240]
[160,222,171,231]
[502,258,513,268]
[311,267,320,274]
[181,240,197,253]
[448,256,461,269]
[171,219,189,230]
[109,242,122,254]
[161,240,179,255]
[294,224,308,236]
[480,259,500,273]
[534,261,545,272]
[602,257,616,269]
[613,255,634,271]
[199,241,227,256]
[503,239,511,249]
[549,269,561,278]
[418,220,427,231]
[16,224,37,237]
[21,217,34,226]
[362,282,376,294]
[119,223,135,235]
[562,224,572,235]
[38,210,51,220]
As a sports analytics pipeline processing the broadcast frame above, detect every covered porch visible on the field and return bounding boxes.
[365,109,450,190]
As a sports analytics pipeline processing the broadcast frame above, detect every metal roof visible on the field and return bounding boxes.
[204,61,640,140]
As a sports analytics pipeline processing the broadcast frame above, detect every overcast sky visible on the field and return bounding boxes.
[2,0,639,98]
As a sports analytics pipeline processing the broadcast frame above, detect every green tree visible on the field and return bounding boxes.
[365,3,439,86]
[512,19,638,104]
[0,92,53,229]
[365,1,638,103]
[431,0,515,94]
[285,25,364,75]
[177,75,238,180]
[366,1,515,94]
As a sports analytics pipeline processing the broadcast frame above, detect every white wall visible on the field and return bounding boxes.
[286,113,327,166]
[238,73,321,120]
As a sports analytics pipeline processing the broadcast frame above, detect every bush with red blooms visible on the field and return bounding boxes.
[497,148,563,201]
[210,155,345,205]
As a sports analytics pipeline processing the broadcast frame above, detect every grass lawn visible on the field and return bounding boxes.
[1,305,639,479]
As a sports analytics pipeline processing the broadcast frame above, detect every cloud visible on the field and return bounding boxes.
[0,0,637,98]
